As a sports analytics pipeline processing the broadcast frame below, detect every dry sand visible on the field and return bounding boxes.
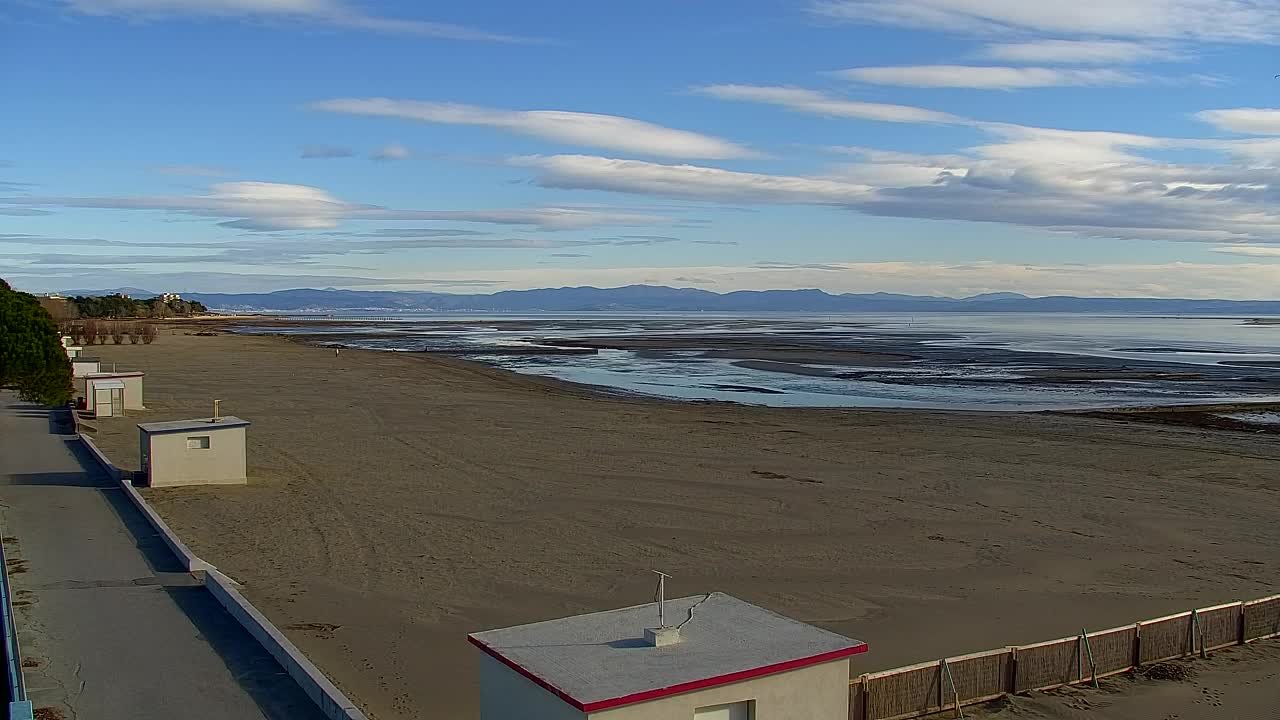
[85,330,1280,720]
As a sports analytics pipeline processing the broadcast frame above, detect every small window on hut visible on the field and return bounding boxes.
[187,436,211,449]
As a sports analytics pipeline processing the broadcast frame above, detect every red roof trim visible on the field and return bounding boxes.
[469,635,868,713]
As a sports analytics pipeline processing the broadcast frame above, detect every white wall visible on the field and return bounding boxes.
[120,375,144,410]
[145,427,248,487]
[590,659,850,720]
[72,360,99,378]
[479,652,585,720]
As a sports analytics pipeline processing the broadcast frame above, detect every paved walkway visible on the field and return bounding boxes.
[0,392,326,720]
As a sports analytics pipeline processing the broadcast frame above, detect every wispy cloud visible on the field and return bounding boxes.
[65,0,538,42]
[693,85,960,123]
[300,144,354,160]
[1196,108,1280,135]
[809,0,1280,43]
[1210,245,1280,257]
[310,98,756,160]
[981,39,1186,64]
[1,269,506,294]
[0,208,53,216]
[0,181,681,231]
[518,154,874,204]
[511,115,1280,246]
[371,143,411,161]
[835,65,1143,89]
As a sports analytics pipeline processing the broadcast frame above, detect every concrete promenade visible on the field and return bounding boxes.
[0,392,326,720]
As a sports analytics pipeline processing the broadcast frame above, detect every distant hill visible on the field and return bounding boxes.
[162,285,1280,314]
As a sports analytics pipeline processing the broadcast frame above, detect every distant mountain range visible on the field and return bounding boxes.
[60,285,1280,314]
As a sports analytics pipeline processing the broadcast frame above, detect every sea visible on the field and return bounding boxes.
[236,312,1280,412]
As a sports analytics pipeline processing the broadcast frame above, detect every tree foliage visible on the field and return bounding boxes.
[0,279,74,406]
[69,294,207,318]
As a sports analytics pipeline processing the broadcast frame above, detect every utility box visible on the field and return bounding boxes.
[86,372,145,413]
[137,417,250,487]
[469,592,867,720]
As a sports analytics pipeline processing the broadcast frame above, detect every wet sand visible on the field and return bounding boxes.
[85,330,1280,720]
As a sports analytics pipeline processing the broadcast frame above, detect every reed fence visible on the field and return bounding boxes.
[849,594,1280,720]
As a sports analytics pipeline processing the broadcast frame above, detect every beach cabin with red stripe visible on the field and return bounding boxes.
[469,592,867,720]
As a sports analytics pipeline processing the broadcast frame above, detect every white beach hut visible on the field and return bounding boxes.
[137,417,250,487]
[470,592,867,720]
[84,371,145,412]
[71,357,100,378]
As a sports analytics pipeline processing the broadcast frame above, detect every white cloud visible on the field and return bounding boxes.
[310,98,754,160]
[66,0,534,42]
[836,65,1143,89]
[371,143,411,161]
[0,181,679,231]
[1196,108,1280,135]
[1210,245,1280,257]
[810,0,1280,43]
[981,39,1185,64]
[512,117,1280,245]
[692,85,960,123]
[517,155,874,204]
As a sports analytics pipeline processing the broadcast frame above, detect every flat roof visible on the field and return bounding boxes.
[86,371,144,378]
[138,417,250,435]
[468,592,867,713]
[90,379,126,389]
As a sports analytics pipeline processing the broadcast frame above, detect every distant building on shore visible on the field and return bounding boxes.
[470,592,867,720]
[160,292,182,302]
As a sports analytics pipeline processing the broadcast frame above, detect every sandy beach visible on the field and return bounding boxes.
[84,329,1280,720]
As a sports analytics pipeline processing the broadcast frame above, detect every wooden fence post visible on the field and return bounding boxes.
[1133,622,1142,669]
[859,674,869,720]
[1237,602,1246,646]
[1007,646,1018,695]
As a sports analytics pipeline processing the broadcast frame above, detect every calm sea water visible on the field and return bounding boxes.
[240,313,1280,411]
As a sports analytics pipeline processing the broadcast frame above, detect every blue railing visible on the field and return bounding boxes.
[0,522,32,720]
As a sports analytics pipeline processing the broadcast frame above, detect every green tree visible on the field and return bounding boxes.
[0,279,74,406]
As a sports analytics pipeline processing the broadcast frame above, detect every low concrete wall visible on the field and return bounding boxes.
[77,432,120,482]
[76,432,368,720]
[205,572,369,720]
[78,434,211,573]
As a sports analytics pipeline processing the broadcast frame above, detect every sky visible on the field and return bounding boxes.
[4,0,1280,298]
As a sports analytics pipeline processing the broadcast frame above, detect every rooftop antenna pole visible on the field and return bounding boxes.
[213,399,222,421]
[652,570,671,628]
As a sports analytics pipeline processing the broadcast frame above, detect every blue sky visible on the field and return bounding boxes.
[4,0,1280,298]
